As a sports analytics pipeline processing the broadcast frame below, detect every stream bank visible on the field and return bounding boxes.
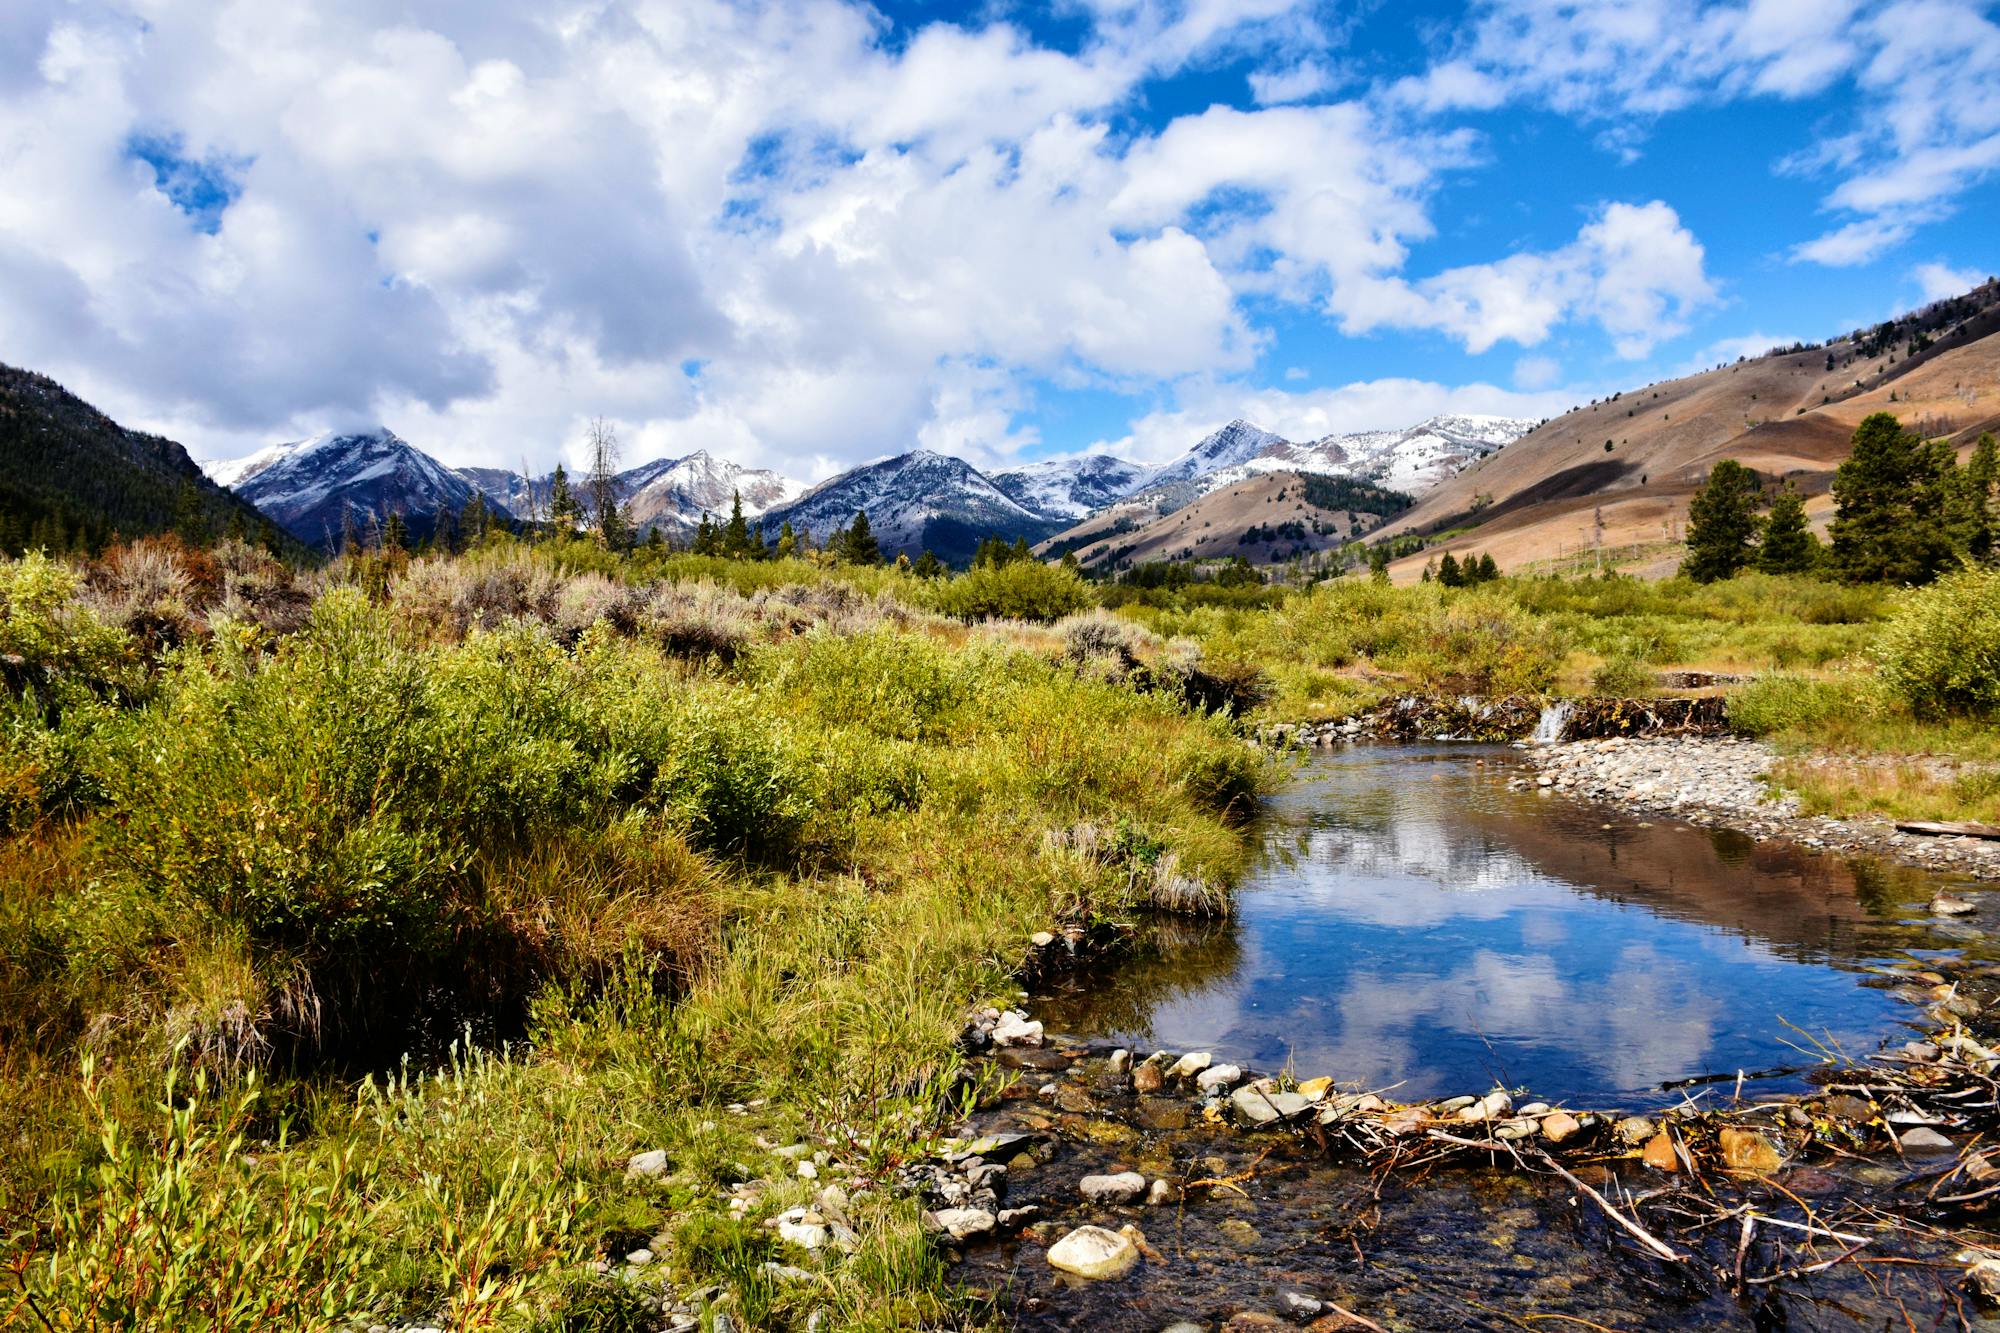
[1520,735,2000,881]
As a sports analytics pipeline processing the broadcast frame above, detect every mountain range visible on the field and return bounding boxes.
[23,277,2000,572]
[192,405,1533,560]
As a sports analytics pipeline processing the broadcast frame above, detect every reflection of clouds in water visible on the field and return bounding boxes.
[1253,863,1576,930]
[1518,909,1570,951]
[1189,944,1726,1096]
[1077,748,1921,1103]
[1270,759,1542,894]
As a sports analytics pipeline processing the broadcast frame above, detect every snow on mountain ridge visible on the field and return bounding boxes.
[206,427,499,549]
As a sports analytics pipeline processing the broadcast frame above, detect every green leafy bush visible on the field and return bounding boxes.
[1726,673,1874,736]
[1589,657,1656,697]
[922,560,1090,622]
[1875,565,2000,717]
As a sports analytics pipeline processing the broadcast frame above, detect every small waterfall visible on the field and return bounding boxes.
[1529,700,1574,745]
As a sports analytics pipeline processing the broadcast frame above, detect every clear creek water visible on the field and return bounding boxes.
[1039,744,1978,1107]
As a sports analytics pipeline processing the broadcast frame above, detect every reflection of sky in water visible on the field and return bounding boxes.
[1090,747,1925,1105]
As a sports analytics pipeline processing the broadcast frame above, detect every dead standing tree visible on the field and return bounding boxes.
[585,417,625,549]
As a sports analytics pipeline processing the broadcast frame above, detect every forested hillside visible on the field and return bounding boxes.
[0,364,289,556]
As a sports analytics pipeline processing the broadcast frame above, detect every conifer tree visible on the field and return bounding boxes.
[842,509,882,565]
[1436,551,1463,586]
[775,520,797,560]
[722,492,753,558]
[1755,484,1821,574]
[1681,459,1761,583]
[645,525,665,552]
[547,463,581,529]
[1367,543,1390,584]
[1957,432,1997,560]
[1475,553,1500,583]
[912,549,945,579]
[460,490,490,546]
[382,510,407,553]
[1830,413,1957,584]
[692,512,719,556]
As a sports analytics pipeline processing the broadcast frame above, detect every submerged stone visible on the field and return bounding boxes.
[1046,1224,1139,1280]
[1077,1171,1147,1204]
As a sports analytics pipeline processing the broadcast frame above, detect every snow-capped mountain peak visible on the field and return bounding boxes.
[205,427,497,548]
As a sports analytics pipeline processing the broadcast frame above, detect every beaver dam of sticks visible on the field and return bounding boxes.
[932,747,2000,1331]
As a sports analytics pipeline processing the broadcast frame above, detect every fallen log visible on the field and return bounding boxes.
[1898,820,2000,842]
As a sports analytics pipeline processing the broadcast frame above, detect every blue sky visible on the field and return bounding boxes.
[1,0,1995,477]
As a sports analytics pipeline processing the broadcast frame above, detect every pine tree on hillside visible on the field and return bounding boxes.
[1830,413,1957,584]
[912,549,945,579]
[382,510,407,553]
[1436,551,1464,586]
[1681,459,1761,583]
[1755,484,1821,574]
[692,512,719,556]
[1957,432,1997,560]
[842,509,882,565]
[1367,544,1390,584]
[774,520,798,560]
[1475,553,1500,582]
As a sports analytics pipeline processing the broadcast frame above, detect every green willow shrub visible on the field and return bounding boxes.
[1875,565,2000,717]
[1590,657,1656,697]
[1726,673,1872,736]
[756,628,978,742]
[923,560,1090,623]
[1392,592,1563,697]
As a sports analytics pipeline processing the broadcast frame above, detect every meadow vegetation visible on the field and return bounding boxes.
[0,536,1262,1331]
[1,520,1995,1328]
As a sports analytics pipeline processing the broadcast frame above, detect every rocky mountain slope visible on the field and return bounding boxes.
[1039,414,1531,567]
[990,454,1151,521]
[458,451,802,537]
[207,428,504,549]
[761,450,1062,563]
[0,363,288,554]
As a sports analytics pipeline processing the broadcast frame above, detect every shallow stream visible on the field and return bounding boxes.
[1040,744,1979,1107]
[954,745,2000,1331]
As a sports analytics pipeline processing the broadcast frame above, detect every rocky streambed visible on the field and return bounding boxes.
[938,979,2000,1331]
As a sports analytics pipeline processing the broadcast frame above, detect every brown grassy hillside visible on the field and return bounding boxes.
[1042,469,1389,567]
[1378,280,2000,581]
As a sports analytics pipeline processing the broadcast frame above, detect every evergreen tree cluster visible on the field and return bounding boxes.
[1429,551,1501,586]
[691,492,774,560]
[1680,415,1998,585]
[971,535,1035,568]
